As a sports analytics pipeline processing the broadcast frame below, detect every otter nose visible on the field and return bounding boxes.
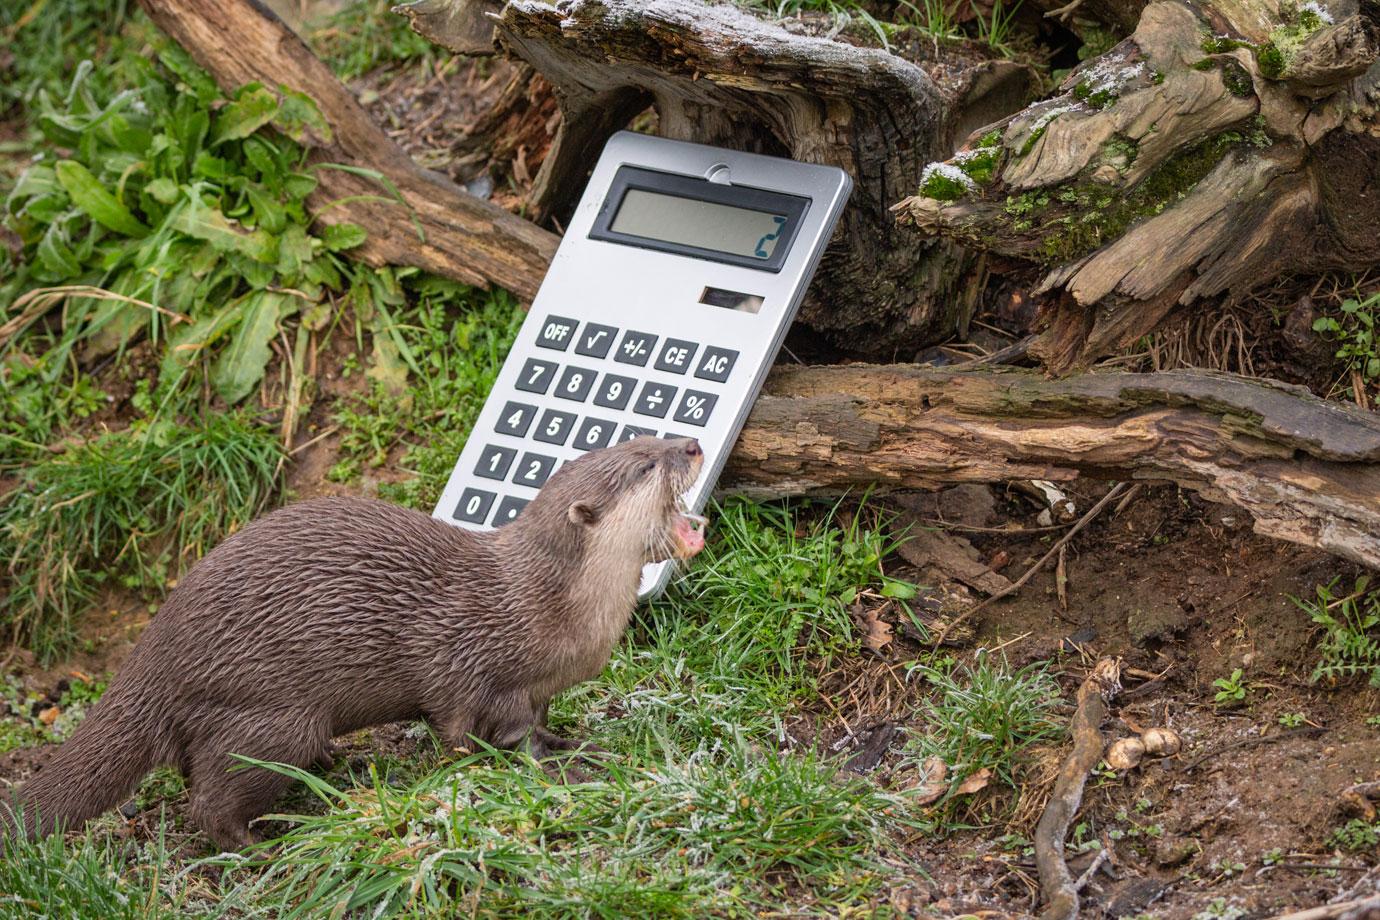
[684,439,702,457]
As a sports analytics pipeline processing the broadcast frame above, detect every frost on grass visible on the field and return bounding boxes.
[1071,50,1147,109]
[919,161,977,202]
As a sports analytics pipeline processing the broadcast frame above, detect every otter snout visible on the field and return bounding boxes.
[664,438,706,559]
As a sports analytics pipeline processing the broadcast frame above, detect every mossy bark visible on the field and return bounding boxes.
[897,0,1380,371]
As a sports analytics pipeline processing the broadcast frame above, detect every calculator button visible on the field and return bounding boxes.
[673,390,717,427]
[494,401,537,437]
[493,495,529,527]
[694,346,739,383]
[574,323,619,359]
[614,330,658,367]
[633,382,678,419]
[573,416,616,451]
[452,488,496,524]
[514,358,558,394]
[536,315,578,351]
[475,444,517,481]
[533,409,577,445]
[618,425,656,442]
[654,338,698,374]
[513,452,557,488]
[593,373,637,410]
[554,365,597,402]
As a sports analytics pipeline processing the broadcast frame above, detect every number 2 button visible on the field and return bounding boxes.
[513,452,556,488]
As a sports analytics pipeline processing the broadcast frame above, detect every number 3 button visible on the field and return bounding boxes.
[673,390,716,427]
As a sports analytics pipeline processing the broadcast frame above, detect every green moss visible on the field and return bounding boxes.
[1255,41,1286,78]
[1019,124,1048,157]
[1015,129,1253,264]
[957,147,1003,184]
[919,170,972,202]
[1192,58,1216,71]
[1100,135,1140,172]
[978,129,1004,149]
[1072,79,1118,109]
[1201,35,1252,54]
[1221,60,1254,95]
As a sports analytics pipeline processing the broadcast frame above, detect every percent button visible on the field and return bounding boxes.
[672,390,717,427]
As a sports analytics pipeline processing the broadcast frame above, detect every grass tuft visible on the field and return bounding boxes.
[0,415,282,660]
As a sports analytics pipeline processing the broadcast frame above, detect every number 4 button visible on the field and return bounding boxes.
[673,390,717,427]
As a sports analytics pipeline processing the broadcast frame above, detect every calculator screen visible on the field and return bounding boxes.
[590,165,810,273]
[610,189,788,261]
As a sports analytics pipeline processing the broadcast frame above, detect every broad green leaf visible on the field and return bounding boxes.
[211,84,279,146]
[83,299,152,362]
[880,579,918,600]
[246,184,288,234]
[36,221,82,278]
[168,193,276,263]
[367,325,410,397]
[212,291,297,404]
[54,160,150,237]
[320,222,367,251]
[275,223,314,276]
[144,177,180,205]
[273,87,333,145]
[283,172,318,200]
[192,151,232,180]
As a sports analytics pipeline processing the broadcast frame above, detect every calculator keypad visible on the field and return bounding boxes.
[461,316,738,527]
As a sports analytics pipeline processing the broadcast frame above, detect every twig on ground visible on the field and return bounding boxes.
[932,484,1126,649]
[1181,726,1325,773]
[1266,896,1380,920]
[1074,848,1111,892]
[1036,657,1123,920]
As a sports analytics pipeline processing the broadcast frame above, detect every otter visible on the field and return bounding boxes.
[4,435,706,850]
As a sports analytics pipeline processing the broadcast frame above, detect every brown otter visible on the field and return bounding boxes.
[3,435,706,850]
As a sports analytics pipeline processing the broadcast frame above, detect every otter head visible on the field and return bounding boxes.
[518,436,707,568]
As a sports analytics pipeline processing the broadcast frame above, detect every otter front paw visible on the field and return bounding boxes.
[524,726,608,763]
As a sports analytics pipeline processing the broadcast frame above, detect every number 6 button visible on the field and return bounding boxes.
[574,417,615,451]
[673,389,717,427]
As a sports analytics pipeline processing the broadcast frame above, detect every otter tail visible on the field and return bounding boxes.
[3,692,159,841]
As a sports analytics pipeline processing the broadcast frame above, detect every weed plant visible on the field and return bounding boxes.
[1294,576,1380,687]
[306,0,441,81]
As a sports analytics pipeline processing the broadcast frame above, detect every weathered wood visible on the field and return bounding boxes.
[896,0,1380,371]
[404,0,1038,355]
[722,364,1380,568]
[137,0,557,302]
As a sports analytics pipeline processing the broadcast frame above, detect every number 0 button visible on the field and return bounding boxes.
[513,452,557,488]
[453,488,496,524]
[536,315,578,351]
[694,346,738,383]
[673,390,717,427]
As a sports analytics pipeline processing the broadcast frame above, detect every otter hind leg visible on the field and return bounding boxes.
[186,713,329,851]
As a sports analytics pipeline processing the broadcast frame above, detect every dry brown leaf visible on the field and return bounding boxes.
[856,605,893,656]
[955,767,992,795]
[38,705,60,726]
[911,756,948,805]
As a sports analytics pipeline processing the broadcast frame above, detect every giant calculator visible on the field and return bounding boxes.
[433,131,852,596]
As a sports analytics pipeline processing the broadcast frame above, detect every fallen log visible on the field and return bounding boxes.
[402,0,1039,355]
[136,0,557,302]
[721,365,1380,569]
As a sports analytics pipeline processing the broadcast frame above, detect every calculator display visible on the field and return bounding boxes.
[610,189,789,262]
[590,165,810,273]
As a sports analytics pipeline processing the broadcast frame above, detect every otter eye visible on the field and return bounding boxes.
[639,460,656,476]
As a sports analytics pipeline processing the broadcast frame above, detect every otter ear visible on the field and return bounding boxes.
[568,501,599,526]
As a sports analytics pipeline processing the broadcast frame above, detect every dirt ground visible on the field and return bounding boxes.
[5,473,1378,918]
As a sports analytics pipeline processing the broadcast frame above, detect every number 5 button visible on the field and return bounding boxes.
[673,389,717,427]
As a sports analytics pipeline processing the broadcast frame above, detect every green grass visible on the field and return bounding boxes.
[222,742,918,918]
[306,0,440,83]
[0,672,106,753]
[0,415,282,661]
[903,654,1065,813]
[0,0,138,115]
[329,276,523,510]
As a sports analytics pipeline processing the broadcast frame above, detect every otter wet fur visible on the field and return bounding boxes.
[3,435,706,850]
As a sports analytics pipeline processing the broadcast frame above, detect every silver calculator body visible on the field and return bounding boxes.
[433,131,852,597]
